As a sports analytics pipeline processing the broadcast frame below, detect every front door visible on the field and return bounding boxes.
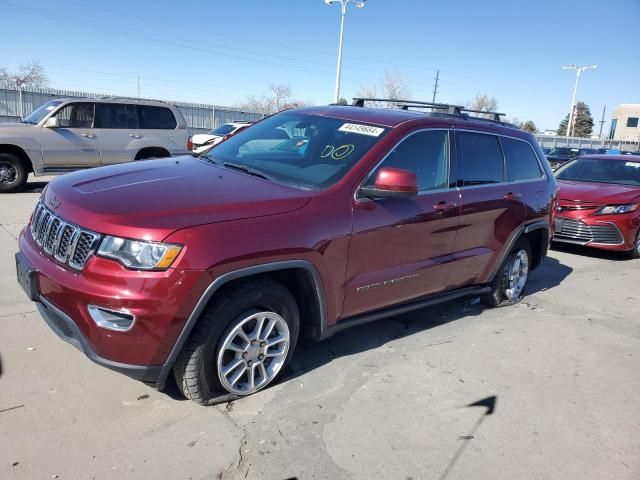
[40,102,99,167]
[447,130,526,288]
[343,129,461,318]
[96,103,144,164]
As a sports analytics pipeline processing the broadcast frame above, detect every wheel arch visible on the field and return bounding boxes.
[0,144,34,173]
[134,147,171,160]
[488,221,550,282]
[156,260,327,390]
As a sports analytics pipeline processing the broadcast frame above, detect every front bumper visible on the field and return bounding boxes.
[17,228,210,387]
[553,214,640,251]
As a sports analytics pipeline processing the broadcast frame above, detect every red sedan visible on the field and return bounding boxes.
[554,155,640,258]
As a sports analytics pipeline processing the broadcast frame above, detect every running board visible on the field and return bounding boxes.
[319,285,491,340]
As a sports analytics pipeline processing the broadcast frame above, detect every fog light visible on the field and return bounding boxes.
[88,305,135,332]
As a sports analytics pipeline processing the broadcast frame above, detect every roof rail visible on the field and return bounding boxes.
[352,97,510,125]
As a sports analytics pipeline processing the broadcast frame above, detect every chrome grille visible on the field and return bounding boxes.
[29,202,101,270]
[555,218,623,245]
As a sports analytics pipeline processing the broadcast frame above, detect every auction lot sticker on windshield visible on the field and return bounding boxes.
[338,123,385,137]
[625,162,640,168]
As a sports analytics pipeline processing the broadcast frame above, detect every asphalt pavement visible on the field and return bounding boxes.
[1,176,638,479]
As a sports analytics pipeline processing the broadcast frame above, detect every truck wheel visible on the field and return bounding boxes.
[481,237,532,307]
[173,278,300,405]
[0,153,27,193]
[626,230,640,259]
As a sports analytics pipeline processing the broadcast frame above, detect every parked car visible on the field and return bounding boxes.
[189,121,253,154]
[0,98,191,193]
[553,155,640,258]
[545,147,598,170]
[16,100,556,404]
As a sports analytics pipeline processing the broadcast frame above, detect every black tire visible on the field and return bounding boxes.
[0,153,28,193]
[626,230,640,259]
[481,237,532,308]
[173,278,300,405]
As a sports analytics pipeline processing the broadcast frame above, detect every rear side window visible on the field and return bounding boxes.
[137,106,177,129]
[96,103,139,129]
[502,137,543,181]
[458,132,504,185]
[367,130,450,191]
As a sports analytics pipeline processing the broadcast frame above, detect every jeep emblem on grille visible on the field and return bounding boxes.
[48,196,61,209]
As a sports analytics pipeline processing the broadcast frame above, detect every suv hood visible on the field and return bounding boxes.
[558,180,640,206]
[42,156,312,241]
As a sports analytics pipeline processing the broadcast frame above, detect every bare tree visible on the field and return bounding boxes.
[382,70,411,104]
[469,93,498,113]
[355,84,381,107]
[240,84,308,115]
[521,120,538,134]
[0,61,48,89]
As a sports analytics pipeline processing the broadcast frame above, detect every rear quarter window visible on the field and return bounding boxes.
[137,106,177,129]
[502,137,543,181]
[458,132,504,186]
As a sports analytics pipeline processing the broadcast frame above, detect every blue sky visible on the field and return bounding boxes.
[1,0,638,130]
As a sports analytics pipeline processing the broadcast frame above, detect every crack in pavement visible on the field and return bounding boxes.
[0,224,18,241]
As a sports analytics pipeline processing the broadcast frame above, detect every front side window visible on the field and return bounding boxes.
[502,137,543,181]
[555,158,640,186]
[137,106,177,129]
[95,103,138,129]
[53,103,95,128]
[627,117,639,128]
[365,130,450,191]
[205,112,389,190]
[458,132,504,186]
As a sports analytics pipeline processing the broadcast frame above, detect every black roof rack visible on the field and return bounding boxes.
[351,97,510,125]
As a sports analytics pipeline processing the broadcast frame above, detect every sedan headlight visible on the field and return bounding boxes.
[97,236,182,270]
[594,204,640,215]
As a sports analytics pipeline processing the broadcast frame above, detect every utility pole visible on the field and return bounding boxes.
[562,64,598,138]
[432,69,440,103]
[137,76,141,99]
[598,105,606,139]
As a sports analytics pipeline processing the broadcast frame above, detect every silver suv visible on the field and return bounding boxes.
[0,98,191,192]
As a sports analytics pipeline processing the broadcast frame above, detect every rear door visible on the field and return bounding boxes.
[39,102,99,167]
[446,130,526,288]
[343,129,461,318]
[96,103,144,165]
[137,105,180,155]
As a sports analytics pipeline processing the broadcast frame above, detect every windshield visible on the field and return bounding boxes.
[22,100,63,124]
[209,124,236,136]
[203,112,388,190]
[547,147,577,157]
[555,157,640,186]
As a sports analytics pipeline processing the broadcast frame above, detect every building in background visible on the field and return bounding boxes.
[609,104,640,143]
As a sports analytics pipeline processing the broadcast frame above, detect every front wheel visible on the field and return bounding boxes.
[173,278,300,405]
[481,237,532,307]
[0,153,28,193]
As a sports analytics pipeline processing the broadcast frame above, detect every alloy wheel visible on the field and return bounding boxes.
[504,249,529,302]
[0,161,17,185]
[217,310,290,395]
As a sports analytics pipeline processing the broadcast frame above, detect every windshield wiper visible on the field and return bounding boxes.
[223,162,273,181]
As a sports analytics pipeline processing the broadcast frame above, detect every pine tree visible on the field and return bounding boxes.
[557,102,594,137]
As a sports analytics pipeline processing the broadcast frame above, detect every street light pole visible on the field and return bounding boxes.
[562,64,597,138]
[325,0,366,103]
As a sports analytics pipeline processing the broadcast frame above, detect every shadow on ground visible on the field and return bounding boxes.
[283,255,573,384]
[551,241,631,261]
[21,181,49,194]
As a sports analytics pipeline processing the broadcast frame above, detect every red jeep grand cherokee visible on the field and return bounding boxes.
[553,155,640,258]
[16,100,557,404]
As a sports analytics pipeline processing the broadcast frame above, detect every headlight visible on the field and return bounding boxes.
[594,204,640,215]
[97,236,182,270]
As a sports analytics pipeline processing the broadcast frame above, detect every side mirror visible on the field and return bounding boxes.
[44,117,58,128]
[360,167,418,199]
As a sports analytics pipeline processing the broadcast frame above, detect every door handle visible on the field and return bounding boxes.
[129,134,142,139]
[504,192,522,200]
[434,201,457,213]
[81,133,96,138]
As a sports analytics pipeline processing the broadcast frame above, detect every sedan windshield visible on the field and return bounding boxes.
[204,112,388,190]
[209,124,236,136]
[555,157,640,186]
[22,100,63,124]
